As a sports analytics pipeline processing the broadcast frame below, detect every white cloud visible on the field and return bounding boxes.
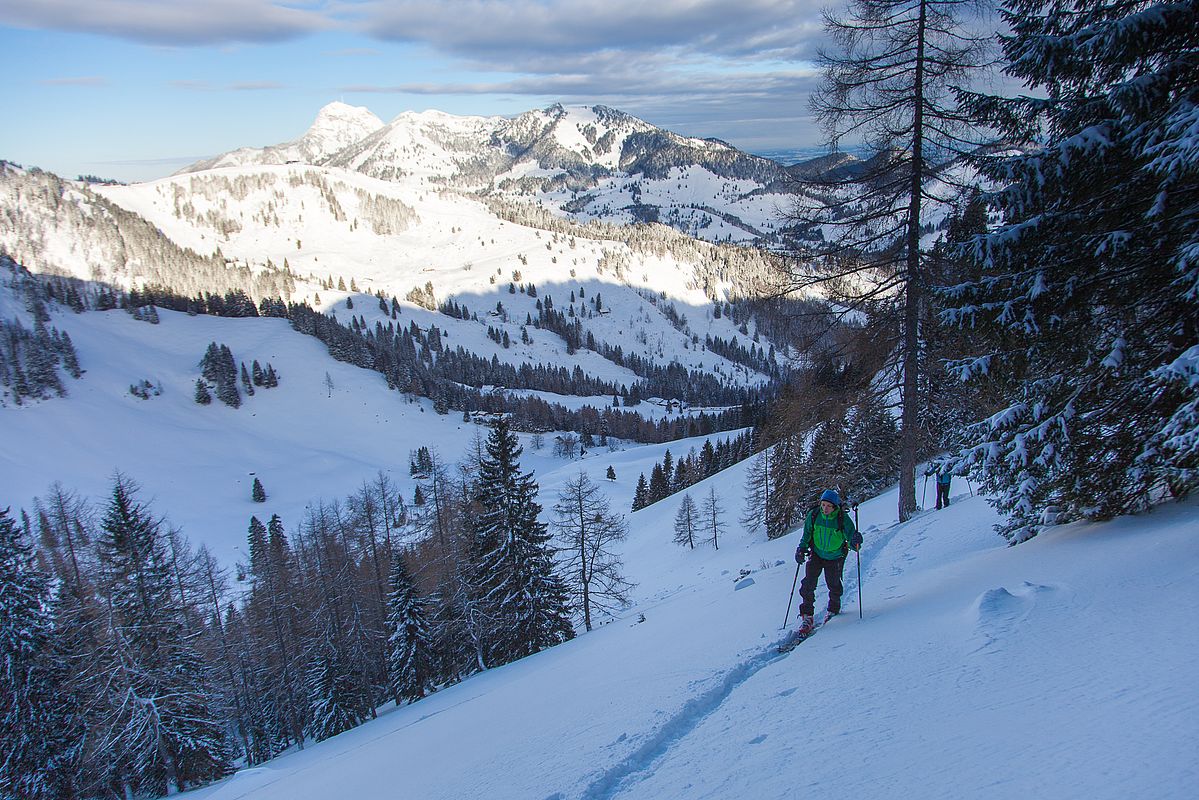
[37,75,108,86]
[355,0,826,62]
[0,0,333,45]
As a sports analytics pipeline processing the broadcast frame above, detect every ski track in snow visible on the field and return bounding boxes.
[573,516,907,800]
[575,641,795,800]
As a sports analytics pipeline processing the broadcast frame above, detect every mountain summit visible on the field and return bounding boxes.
[165,102,876,247]
[177,101,384,174]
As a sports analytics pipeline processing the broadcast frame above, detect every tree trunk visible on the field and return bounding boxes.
[898,0,928,523]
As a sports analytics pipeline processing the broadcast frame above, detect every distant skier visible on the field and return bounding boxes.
[936,470,952,510]
[793,489,862,636]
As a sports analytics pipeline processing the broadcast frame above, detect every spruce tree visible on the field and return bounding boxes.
[0,507,74,799]
[473,417,573,665]
[247,516,268,574]
[648,463,669,504]
[385,553,437,704]
[195,379,212,405]
[252,477,267,503]
[241,362,255,396]
[94,476,234,794]
[258,513,308,751]
[949,0,1199,539]
[305,639,362,742]
[632,473,649,511]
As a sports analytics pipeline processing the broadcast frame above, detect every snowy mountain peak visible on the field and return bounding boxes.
[176,101,383,175]
[303,101,384,155]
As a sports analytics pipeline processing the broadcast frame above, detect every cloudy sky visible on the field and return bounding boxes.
[0,0,836,182]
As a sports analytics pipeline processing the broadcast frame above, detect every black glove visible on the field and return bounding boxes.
[795,547,806,565]
[851,532,863,551]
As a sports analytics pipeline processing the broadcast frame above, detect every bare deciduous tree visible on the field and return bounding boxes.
[783,0,993,521]
[701,486,726,550]
[552,472,634,632]
[673,494,699,549]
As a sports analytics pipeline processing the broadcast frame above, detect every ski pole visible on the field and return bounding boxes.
[966,477,974,497]
[854,505,863,620]
[782,560,801,629]
[922,474,928,508]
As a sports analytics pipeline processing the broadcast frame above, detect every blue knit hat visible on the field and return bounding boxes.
[820,489,841,506]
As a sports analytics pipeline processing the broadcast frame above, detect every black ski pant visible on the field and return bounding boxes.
[936,481,951,509]
[798,553,846,616]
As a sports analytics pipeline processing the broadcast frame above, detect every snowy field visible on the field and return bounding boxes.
[180,458,1199,800]
[0,296,738,572]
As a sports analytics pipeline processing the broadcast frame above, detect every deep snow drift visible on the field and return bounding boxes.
[181,462,1199,800]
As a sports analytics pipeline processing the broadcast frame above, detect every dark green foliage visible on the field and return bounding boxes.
[252,478,266,503]
[648,463,669,504]
[636,431,755,509]
[948,0,1199,540]
[195,379,212,405]
[247,516,268,574]
[199,342,240,408]
[305,639,364,742]
[632,473,649,511]
[0,507,76,799]
[473,417,573,665]
[386,554,437,704]
[95,476,235,793]
[241,362,255,396]
[0,316,81,405]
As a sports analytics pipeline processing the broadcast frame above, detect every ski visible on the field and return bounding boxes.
[777,621,821,653]
[777,611,843,653]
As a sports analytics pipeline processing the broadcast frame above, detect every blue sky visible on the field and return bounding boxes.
[0,0,830,182]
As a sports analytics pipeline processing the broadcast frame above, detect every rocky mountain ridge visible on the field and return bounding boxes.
[175,102,853,246]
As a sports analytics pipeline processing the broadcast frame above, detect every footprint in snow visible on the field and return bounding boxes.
[749,734,769,745]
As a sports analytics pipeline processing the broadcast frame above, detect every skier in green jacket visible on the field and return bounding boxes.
[794,489,862,635]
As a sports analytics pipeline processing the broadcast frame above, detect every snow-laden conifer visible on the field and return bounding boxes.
[0,507,75,799]
[473,416,573,666]
[948,0,1199,539]
[93,475,234,794]
[386,552,437,704]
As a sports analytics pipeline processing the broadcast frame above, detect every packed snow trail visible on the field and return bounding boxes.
[576,637,797,800]
[575,511,908,800]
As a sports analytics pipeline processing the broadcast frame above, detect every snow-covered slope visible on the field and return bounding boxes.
[0,272,754,565]
[177,459,1198,800]
[0,296,472,563]
[1,160,786,401]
